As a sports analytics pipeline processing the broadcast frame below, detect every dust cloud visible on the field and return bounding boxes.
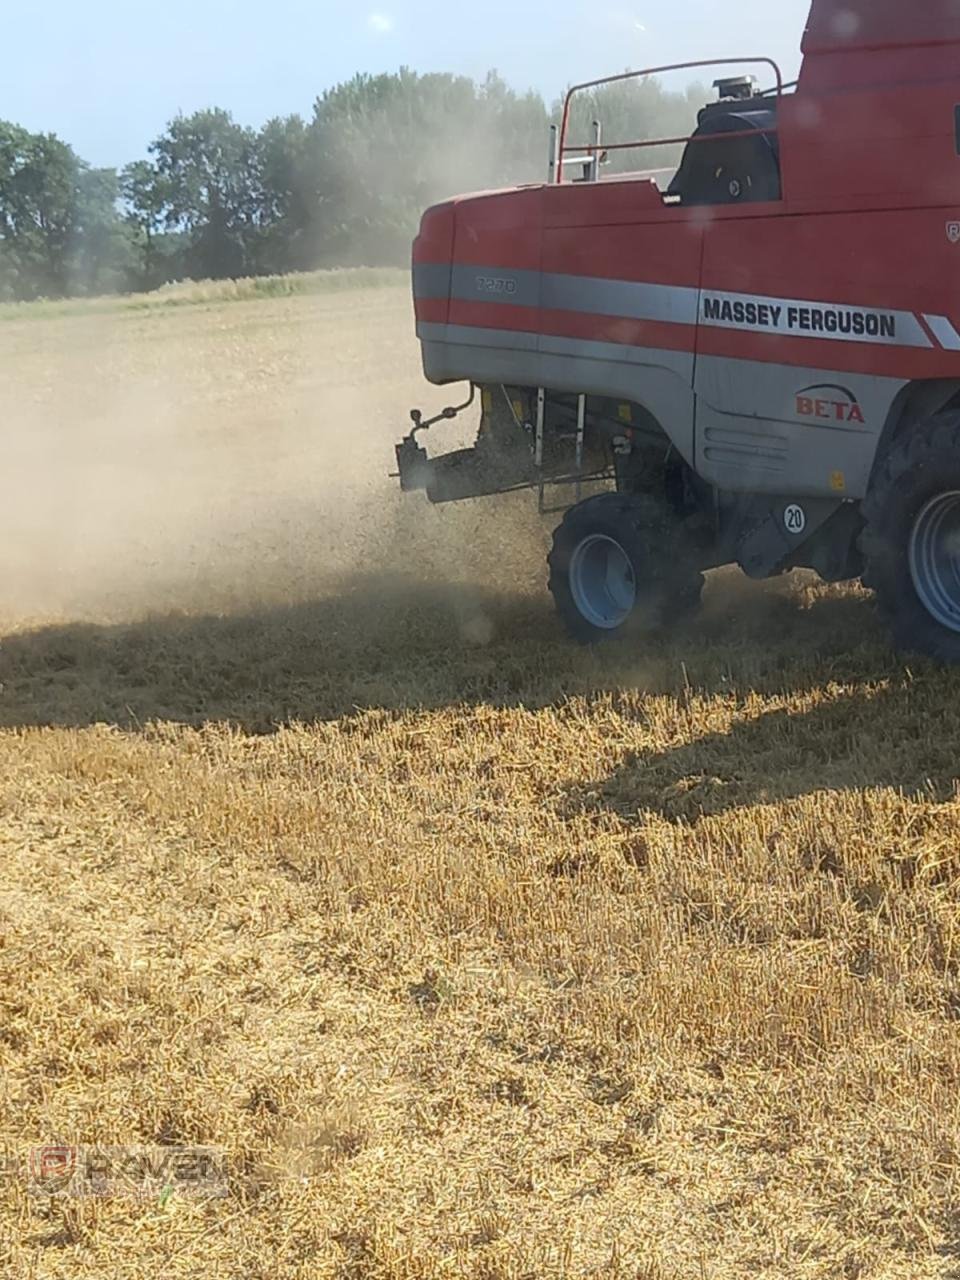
[0,284,547,644]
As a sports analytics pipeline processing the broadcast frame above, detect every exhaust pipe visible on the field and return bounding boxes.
[395,437,528,505]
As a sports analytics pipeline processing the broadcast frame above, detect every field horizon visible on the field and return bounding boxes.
[1,279,959,1279]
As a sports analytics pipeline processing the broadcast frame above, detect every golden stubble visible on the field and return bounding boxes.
[0,282,958,1279]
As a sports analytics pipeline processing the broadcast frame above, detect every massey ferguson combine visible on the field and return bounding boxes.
[396,0,960,660]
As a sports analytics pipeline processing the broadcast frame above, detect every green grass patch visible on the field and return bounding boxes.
[0,267,409,322]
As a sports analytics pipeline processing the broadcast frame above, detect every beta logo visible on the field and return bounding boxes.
[795,384,865,425]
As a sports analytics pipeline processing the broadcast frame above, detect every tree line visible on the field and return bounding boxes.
[0,70,704,302]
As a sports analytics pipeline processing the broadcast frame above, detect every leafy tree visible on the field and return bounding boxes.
[121,159,174,287]
[148,109,261,279]
[0,68,716,299]
[309,69,549,265]
[70,166,137,295]
[254,114,316,274]
[0,122,83,299]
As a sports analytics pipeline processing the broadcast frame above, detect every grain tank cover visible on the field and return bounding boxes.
[803,0,960,52]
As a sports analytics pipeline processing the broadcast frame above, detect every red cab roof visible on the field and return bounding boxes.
[803,0,960,52]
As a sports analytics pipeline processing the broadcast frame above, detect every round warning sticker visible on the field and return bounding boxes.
[784,504,807,535]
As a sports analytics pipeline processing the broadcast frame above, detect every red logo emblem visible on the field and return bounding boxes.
[795,384,865,425]
[29,1145,77,1182]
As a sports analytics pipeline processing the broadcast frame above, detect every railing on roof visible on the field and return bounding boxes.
[551,57,785,185]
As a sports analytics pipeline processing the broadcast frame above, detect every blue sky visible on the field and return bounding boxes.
[10,0,811,167]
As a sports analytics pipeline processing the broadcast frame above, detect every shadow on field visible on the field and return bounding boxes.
[0,569,917,736]
[0,575,546,733]
[565,676,960,823]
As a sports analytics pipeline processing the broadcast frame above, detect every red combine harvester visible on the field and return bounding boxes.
[396,0,960,660]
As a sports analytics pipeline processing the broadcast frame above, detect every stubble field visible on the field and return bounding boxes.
[1,277,960,1279]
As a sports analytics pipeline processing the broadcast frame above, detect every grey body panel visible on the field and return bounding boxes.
[413,253,960,500]
[694,355,907,498]
[416,264,700,328]
[420,316,909,500]
[735,496,845,578]
[418,323,697,469]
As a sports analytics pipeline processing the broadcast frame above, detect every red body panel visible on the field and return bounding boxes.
[786,46,960,208]
[523,312,697,359]
[413,202,455,325]
[540,212,702,283]
[698,211,960,379]
[450,187,544,270]
[413,0,960,386]
[447,300,541,335]
[802,0,960,52]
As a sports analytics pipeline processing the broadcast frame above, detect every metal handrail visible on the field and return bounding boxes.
[562,127,777,155]
[556,57,784,184]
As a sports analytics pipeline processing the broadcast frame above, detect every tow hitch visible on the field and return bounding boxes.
[394,387,476,497]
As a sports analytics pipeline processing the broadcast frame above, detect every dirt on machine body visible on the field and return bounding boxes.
[397,0,960,660]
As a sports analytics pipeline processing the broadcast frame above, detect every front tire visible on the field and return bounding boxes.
[861,413,960,662]
[548,493,704,644]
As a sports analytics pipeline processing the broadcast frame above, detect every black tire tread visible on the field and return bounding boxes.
[548,492,705,644]
[859,411,960,662]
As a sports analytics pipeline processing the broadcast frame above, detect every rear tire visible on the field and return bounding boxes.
[548,492,704,644]
[861,413,960,663]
